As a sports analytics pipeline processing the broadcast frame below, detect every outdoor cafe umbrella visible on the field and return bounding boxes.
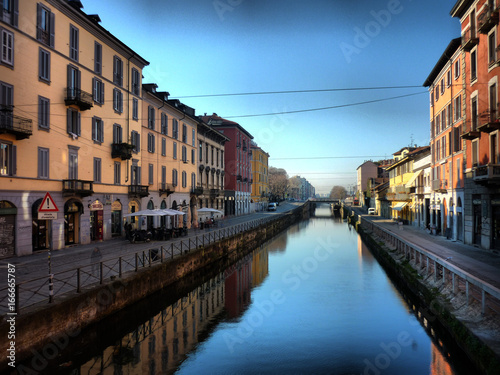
[123,209,167,217]
[197,208,223,214]
[162,208,186,215]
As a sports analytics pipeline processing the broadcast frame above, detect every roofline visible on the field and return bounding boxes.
[423,38,462,87]
[450,0,475,18]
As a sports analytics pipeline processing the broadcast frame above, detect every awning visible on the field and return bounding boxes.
[405,170,423,188]
[392,202,408,211]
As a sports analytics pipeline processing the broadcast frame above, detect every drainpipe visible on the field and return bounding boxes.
[125,52,135,183]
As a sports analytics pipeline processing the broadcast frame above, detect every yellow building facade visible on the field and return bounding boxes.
[0,0,148,256]
[250,143,270,211]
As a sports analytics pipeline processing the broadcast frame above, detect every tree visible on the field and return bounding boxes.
[330,185,347,200]
[269,167,288,201]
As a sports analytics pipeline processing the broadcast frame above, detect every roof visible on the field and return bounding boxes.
[423,38,461,87]
[450,0,475,18]
[199,113,254,139]
[386,146,430,171]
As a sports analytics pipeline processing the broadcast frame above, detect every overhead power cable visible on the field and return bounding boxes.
[224,92,426,119]
[172,85,424,99]
[272,155,388,160]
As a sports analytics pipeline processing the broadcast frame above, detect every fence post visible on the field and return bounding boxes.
[171,243,174,259]
[119,257,122,277]
[100,262,103,284]
[181,241,183,254]
[135,253,138,272]
[161,246,164,263]
[77,268,81,293]
[148,249,152,267]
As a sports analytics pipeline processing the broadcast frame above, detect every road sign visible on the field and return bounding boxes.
[38,212,58,220]
[39,192,59,212]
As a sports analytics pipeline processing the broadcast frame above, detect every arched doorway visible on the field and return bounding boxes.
[32,198,50,251]
[457,198,463,242]
[147,200,154,230]
[0,200,16,258]
[190,196,197,228]
[160,200,167,228]
[128,200,139,230]
[171,200,178,228]
[111,200,122,237]
[64,199,83,245]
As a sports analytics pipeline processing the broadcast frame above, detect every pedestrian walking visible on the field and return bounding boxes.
[91,246,102,277]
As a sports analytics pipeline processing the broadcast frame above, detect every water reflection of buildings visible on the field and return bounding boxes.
[431,343,453,375]
[78,246,269,374]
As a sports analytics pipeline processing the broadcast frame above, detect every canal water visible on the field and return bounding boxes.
[39,206,479,374]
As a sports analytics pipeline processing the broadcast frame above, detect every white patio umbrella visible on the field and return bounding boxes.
[123,209,167,217]
[162,208,186,215]
[197,208,223,214]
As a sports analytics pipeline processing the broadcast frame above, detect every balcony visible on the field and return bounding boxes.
[432,179,447,193]
[111,143,134,160]
[478,109,500,133]
[236,174,242,181]
[461,130,481,140]
[160,183,175,197]
[0,109,33,140]
[65,87,93,111]
[62,180,93,197]
[478,6,499,34]
[191,185,203,196]
[462,28,479,51]
[128,185,149,197]
[473,164,500,184]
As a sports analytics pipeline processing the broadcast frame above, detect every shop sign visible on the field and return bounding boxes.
[90,200,104,211]
[111,200,122,211]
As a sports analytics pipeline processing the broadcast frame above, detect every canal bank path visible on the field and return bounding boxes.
[353,207,500,290]
[0,202,301,315]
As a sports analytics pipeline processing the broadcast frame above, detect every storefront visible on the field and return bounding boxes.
[111,200,122,237]
[128,200,140,230]
[0,200,16,258]
[89,200,104,241]
[32,198,50,251]
[64,199,83,245]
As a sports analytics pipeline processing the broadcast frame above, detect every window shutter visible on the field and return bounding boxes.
[67,108,71,133]
[101,81,104,104]
[77,112,81,136]
[36,3,42,40]
[12,0,18,27]
[11,145,16,176]
[92,118,96,140]
[38,97,42,128]
[66,65,71,90]
[49,12,55,48]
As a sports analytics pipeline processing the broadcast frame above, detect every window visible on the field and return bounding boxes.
[147,133,155,153]
[199,141,203,162]
[172,119,178,139]
[113,56,123,86]
[38,147,49,179]
[1,28,13,66]
[148,106,155,130]
[447,70,451,87]
[93,78,104,104]
[114,162,120,184]
[182,146,187,162]
[113,88,123,113]
[68,147,78,180]
[66,108,80,136]
[172,169,178,186]
[67,65,81,99]
[440,79,444,94]
[191,173,196,190]
[471,49,477,81]
[454,127,462,152]
[454,58,460,79]
[191,149,195,164]
[161,137,166,156]
[94,42,102,74]
[489,31,497,65]
[447,103,452,127]
[430,91,434,107]
[161,113,168,135]
[221,150,224,168]
[182,124,187,143]
[182,171,187,188]
[2,0,19,27]
[173,142,177,159]
[38,96,50,129]
[454,95,461,121]
[148,163,153,185]
[93,157,101,183]
[472,97,478,131]
[113,124,122,144]
[490,83,497,120]
[69,25,78,61]
[0,81,12,128]
[131,131,140,153]
[0,141,16,176]
[161,166,166,186]
[39,48,50,82]
[36,3,54,47]
[92,117,103,143]
[192,129,195,147]
[435,86,439,101]
[131,68,140,95]
[491,133,498,164]
[472,139,479,166]
[132,98,138,120]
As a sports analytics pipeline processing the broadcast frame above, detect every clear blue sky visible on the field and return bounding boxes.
[82,0,459,195]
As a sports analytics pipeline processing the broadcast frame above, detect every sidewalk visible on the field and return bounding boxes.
[0,203,298,287]
[358,211,500,290]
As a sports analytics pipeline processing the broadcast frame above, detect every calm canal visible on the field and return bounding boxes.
[48,206,479,374]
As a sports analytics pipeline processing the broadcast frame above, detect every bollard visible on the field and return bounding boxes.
[49,273,54,303]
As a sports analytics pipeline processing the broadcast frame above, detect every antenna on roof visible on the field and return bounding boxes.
[409,134,415,148]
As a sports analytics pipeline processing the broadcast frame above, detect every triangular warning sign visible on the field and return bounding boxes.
[39,192,59,212]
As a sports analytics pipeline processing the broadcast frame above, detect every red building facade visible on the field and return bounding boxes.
[200,114,254,216]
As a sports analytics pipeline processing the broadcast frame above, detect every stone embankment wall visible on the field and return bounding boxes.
[343,205,500,375]
[0,203,309,369]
